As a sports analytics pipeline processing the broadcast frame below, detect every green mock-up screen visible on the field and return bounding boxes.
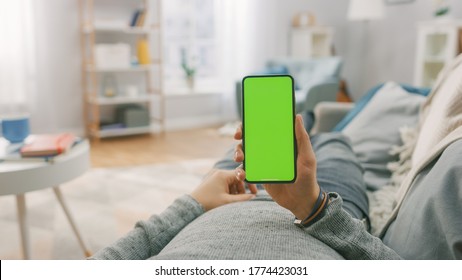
[242,75,296,183]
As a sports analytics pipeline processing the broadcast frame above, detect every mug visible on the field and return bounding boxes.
[0,117,30,143]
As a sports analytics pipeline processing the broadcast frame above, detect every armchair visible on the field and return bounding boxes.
[311,101,354,134]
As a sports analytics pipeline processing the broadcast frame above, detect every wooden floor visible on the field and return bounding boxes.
[90,127,236,168]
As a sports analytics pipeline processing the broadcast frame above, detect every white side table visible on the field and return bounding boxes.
[0,139,91,259]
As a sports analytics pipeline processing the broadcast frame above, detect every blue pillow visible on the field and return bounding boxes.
[254,65,289,76]
[253,66,302,90]
[332,83,431,132]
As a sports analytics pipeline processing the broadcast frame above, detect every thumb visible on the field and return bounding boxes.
[226,193,256,203]
[295,114,315,163]
[295,115,313,155]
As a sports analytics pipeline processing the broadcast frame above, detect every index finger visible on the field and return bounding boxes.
[235,167,258,195]
[234,123,242,140]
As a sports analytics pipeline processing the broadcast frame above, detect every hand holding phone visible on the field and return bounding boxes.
[235,112,321,220]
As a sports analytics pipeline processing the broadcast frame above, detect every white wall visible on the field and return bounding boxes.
[30,0,462,133]
[226,0,462,100]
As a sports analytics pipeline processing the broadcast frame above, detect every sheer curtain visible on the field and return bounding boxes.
[217,0,259,120]
[0,0,36,117]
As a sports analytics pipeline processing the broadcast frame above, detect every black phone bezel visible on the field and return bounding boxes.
[241,74,297,184]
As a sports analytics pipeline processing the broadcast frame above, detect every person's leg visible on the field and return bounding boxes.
[213,146,240,170]
[301,110,368,221]
[301,110,316,133]
[310,132,369,223]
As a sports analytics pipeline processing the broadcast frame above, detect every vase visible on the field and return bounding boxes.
[186,76,195,92]
[102,74,118,98]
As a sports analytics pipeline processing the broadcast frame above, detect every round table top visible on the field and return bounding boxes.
[0,140,90,196]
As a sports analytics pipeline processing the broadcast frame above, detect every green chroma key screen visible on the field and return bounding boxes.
[242,75,296,183]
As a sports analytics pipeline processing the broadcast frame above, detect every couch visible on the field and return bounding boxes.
[235,56,343,118]
[308,53,462,259]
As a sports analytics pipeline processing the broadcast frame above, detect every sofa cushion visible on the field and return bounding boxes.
[254,65,289,76]
[333,84,431,132]
[266,57,342,91]
[342,82,426,191]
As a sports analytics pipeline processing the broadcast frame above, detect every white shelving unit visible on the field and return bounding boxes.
[83,25,159,34]
[290,26,334,58]
[166,88,221,97]
[79,0,165,140]
[414,20,462,87]
[88,95,151,106]
[85,64,155,73]
[98,126,153,138]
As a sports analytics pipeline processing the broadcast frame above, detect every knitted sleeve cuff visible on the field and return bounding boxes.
[303,192,401,260]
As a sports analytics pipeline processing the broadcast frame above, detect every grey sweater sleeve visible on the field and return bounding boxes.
[304,193,401,260]
[90,195,204,260]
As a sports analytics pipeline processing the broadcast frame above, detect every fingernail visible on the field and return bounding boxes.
[234,151,238,160]
[236,170,241,181]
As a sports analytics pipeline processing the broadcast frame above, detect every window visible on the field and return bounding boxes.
[163,0,219,91]
[0,0,36,116]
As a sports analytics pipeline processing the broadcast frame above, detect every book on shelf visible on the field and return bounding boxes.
[20,133,78,158]
[136,10,147,27]
[130,9,148,27]
[130,9,141,27]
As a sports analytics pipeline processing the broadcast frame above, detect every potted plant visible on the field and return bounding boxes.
[433,0,450,18]
[181,48,196,90]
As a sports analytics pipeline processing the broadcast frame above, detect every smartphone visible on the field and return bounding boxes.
[242,75,296,183]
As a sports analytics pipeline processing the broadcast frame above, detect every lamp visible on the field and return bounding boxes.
[347,0,385,96]
[347,0,385,21]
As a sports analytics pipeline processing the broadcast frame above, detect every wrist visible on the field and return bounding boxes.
[292,185,321,219]
[294,190,328,228]
[190,190,208,211]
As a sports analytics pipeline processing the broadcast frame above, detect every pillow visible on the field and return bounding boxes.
[342,82,426,191]
[267,57,342,91]
[253,65,300,90]
[411,54,462,166]
[333,84,431,131]
[254,65,289,76]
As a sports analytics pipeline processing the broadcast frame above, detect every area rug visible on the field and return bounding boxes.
[0,158,217,259]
